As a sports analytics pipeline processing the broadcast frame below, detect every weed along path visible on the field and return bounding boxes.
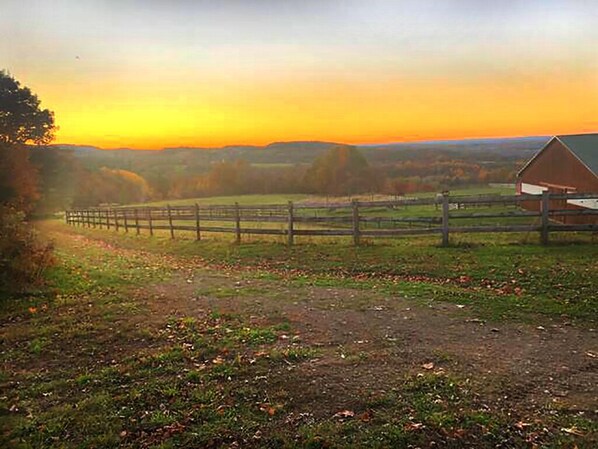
[2,221,597,448]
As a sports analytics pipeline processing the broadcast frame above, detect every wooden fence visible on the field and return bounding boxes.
[65,192,598,246]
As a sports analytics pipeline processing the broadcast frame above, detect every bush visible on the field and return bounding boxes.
[0,205,54,294]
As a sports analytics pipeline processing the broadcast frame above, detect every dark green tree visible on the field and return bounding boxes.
[0,70,56,145]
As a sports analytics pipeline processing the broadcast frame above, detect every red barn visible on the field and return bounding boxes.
[516,134,598,224]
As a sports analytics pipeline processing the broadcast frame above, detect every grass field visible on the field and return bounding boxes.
[140,185,515,208]
[1,216,596,448]
[141,194,309,208]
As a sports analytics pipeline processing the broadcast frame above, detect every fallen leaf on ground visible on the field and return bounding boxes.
[404,422,424,431]
[332,410,355,419]
[359,410,373,422]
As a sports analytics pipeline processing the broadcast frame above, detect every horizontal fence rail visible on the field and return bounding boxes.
[65,191,598,246]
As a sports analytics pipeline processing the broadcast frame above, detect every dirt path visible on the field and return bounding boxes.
[139,266,597,416]
[61,228,598,412]
[60,205,589,422]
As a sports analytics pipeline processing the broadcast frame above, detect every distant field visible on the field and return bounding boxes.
[250,163,299,169]
[416,185,515,197]
[140,185,515,208]
[142,193,309,207]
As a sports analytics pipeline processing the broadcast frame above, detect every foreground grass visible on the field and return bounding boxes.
[1,221,596,448]
[50,219,598,324]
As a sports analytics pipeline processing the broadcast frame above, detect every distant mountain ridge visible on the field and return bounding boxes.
[49,137,550,176]
[53,136,549,155]
[360,136,548,147]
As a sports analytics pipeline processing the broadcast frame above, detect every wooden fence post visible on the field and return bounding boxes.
[114,209,119,232]
[441,193,450,247]
[352,200,360,246]
[234,202,241,244]
[65,211,70,225]
[167,204,174,239]
[195,203,201,241]
[106,209,111,230]
[287,201,294,246]
[124,209,129,233]
[148,207,153,236]
[541,190,550,245]
[87,210,92,228]
[134,208,140,235]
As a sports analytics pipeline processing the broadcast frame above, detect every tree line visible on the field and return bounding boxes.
[35,145,520,209]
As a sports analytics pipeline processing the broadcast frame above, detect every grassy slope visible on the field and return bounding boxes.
[1,219,596,448]
[43,220,598,324]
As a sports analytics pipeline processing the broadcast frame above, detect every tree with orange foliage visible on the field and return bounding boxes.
[72,167,153,207]
[304,146,377,195]
[1,70,56,293]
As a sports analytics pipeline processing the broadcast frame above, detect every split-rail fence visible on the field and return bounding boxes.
[66,191,598,246]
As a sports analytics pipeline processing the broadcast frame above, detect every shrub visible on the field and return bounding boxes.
[0,205,54,294]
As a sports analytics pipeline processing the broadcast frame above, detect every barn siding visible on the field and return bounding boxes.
[517,139,598,224]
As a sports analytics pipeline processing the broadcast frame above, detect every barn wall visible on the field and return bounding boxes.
[517,139,598,224]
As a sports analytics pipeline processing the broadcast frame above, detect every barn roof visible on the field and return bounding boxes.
[518,133,598,177]
[557,134,598,175]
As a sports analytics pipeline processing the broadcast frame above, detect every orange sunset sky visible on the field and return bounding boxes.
[2,0,598,149]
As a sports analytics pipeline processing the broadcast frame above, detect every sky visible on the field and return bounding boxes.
[2,0,598,149]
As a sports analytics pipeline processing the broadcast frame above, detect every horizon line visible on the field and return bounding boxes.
[53,133,560,151]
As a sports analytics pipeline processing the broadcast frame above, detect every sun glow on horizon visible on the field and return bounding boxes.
[3,0,597,149]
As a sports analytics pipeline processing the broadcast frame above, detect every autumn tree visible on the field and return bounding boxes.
[30,147,78,214]
[304,146,377,195]
[72,167,153,207]
[0,70,56,293]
